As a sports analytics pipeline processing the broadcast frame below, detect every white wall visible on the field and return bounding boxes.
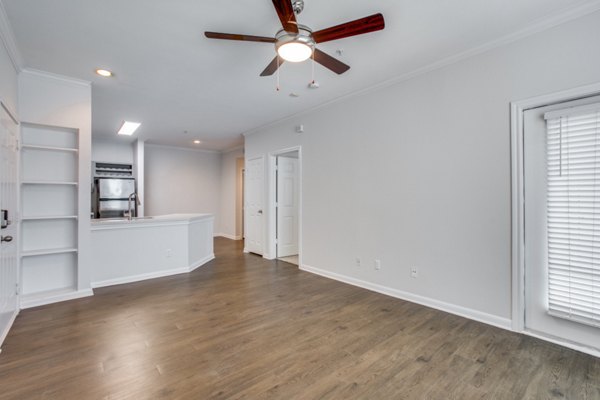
[245,11,600,327]
[144,145,222,231]
[91,138,134,164]
[218,147,244,239]
[0,25,18,116]
[19,69,92,292]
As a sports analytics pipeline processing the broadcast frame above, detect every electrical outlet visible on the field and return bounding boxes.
[374,259,381,270]
[410,266,418,278]
[166,248,172,258]
[355,258,361,267]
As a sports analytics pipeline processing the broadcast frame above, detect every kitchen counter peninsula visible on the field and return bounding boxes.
[90,213,214,288]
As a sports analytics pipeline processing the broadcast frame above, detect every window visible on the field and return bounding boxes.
[545,103,600,328]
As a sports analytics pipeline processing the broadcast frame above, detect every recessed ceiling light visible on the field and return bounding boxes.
[193,140,201,144]
[95,69,113,77]
[117,121,141,136]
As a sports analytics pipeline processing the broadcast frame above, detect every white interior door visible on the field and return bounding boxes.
[524,96,600,352]
[276,156,299,258]
[244,157,264,255]
[0,104,19,346]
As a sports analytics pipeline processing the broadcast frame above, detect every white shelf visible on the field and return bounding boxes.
[21,144,78,153]
[20,122,82,308]
[21,180,78,186]
[21,247,78,257]
[22,215,78,221]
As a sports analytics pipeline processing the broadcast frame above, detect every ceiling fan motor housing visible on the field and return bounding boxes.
[275,25,315,55]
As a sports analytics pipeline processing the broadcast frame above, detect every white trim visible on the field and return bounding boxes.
[267,146,303,265]
[19,289,94,309]
[510,101,526,332]
[222,145,245,154]
[0,309,19,349]
[92,267,189,288]
[20,68,91,87]
[0,100,18,125]
[92,253,215,288]
[544,102,600,120]
[300,264,512,331]
[189,254,215,272]
[91,219,190,231]
[145,142,221,155]
[523,329,600,359]
[243,2,600,138]
[0,1,23,71]
[510,82,600,336]
[216,233,242,240]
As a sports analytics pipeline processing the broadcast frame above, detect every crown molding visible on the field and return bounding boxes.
[21,68,91,87]
[0,0,23,71]
[145,142,221,155]
[243,1,600,138]
[222,144,245,154]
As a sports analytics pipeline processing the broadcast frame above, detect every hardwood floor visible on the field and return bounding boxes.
[0,238,598,399]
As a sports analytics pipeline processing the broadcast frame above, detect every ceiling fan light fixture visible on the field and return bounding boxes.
[277,42,312,62]
[274,25,315,63]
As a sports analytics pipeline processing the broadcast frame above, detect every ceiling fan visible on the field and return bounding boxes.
[205,0,385,76]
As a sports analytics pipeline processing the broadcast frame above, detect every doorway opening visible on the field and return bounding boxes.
[269,148,301,266]
[512,83,600,357]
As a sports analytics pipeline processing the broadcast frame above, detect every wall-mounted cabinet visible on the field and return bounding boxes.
[19,123,81,307]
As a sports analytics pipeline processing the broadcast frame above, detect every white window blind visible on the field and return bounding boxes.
[545,104,600,328]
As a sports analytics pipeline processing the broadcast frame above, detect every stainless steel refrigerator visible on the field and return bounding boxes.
[93,178,136,218]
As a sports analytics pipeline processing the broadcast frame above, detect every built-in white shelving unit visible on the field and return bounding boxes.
[20,123,81,306]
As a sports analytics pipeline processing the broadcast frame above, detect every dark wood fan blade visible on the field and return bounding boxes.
[312,13,384,43]
[272,0,298,33]
[313,49,350,75]
[205,32,276,43]
[260,56,285,76]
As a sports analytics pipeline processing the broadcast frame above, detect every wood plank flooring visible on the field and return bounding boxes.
[0,238,599,399]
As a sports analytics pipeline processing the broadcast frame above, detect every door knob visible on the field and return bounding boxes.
[258,210,263,214]
[1,235,13,243]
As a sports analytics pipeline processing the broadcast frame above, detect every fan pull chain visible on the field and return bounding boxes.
[276,57,281,92]
[311,51,316,85]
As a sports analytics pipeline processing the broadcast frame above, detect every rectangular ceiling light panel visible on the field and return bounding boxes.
[118,121,141,136]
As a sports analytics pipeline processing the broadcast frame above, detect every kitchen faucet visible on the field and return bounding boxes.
[127,192,141,221]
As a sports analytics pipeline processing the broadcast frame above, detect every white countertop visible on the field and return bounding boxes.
[91,213,213,229]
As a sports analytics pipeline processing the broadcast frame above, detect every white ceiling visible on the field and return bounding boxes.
[3,0,598,151]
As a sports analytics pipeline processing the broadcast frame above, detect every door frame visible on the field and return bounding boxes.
[267,146,302,264]
[510,82,600,355]
[0,99,20,348]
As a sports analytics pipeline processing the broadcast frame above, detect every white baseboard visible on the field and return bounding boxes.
[92,267,190,288]
[522,329,600,358]
[189,253,215,272]
[20,289,94,310]
[92,254,215,289]
[215,233,242,240]
[300,264,512,331]
[0,309,19,350]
